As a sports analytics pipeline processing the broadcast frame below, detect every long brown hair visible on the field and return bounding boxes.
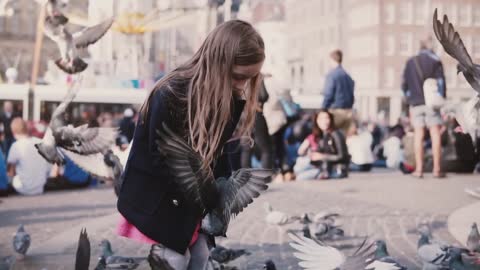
[312,109,335,139]
[140,20,265,171]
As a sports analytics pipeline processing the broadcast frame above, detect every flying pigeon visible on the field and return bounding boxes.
[43,17,114,74]
[264,202,299,225]
[35,78,119,180]
[0,256,15,270]
[417,233,449,270]
[263,260,277,270]
[288,233,398,270]
[12,225,30,259]
[75,228,90,270]
[155,123,271,236]
[210,245,250,265]
[99,239,144,270]
[367,240,407,270]
[0,0,13,17]
[467,223,480,253]
[103,149,124,197]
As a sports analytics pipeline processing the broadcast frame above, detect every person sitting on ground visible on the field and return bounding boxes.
[6,117,52,195]
[44,157,91,191]
[0,150,8,196]
[346,121,374,172]
[295,109,350,180]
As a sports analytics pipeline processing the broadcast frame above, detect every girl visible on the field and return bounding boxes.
[116,20,264,269]
[295,109,349,180]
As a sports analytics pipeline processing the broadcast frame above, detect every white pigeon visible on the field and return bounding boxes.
[264,202,298,225]
[288,233,399,270]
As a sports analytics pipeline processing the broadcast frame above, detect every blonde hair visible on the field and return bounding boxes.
[140,20,265,172]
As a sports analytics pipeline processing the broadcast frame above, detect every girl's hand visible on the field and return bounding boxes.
[310,152,324,161]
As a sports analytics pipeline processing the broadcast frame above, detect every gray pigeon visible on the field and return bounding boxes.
[12,224,30,258]
[467,223,480,253]
[289,233,396,270]
[35,78,119,180]
[103,149,124,197]
[445,247,480,270]
[155,123,271,236]
[75,228,90,270]
[99,239,143,269]
[210,245,250,264]
[417,233,449,270]
[433,9,480,93]
[367,240,407,270]
[0,256,15,270]
[263,260,276,270]
[313,221,344,240]
[43,17,114,74]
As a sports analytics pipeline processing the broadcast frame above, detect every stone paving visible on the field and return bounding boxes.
[0,170,479,269]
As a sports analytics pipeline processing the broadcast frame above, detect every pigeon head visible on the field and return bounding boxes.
[418,233,430,248]
[300,213,312,224]
[264,260,276,270]
[99,239,113,256]
[472,222,478,231]
[374,240,389,259]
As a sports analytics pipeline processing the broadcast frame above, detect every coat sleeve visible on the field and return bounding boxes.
[322,74,336,109]
[147,89,171,160]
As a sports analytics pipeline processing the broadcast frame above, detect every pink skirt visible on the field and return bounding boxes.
[116,214,201,247]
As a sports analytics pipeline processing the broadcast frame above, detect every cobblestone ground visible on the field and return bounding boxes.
[0,171,478,269]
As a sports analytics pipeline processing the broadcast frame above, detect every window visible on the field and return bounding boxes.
[299,66,304,84]
[384,67,395,87]
[399,33,410,55]
[399,1,412,24]
[384,2,395,24]
[415,1,425,25]
[291,67,295,82]
[319,29,324,45]
[384,34,395,56]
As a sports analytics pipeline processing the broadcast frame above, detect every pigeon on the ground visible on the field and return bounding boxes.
[210,245,250,265]
[444,247,480,270]
[99,239,143,270]
[264,202,299,225]
[417,233,449,270]
[155,123,271,236]
[367,240,407,270]
[467,223,480,253]
[0,0,13,17]
[289,233,396,270]
[0,256,15,270]
[12,224,30,258]
[94,256,106,270]
[147,245,174,270]
[35,78,119,180]
[43,16,113,74]
[75,228,90,270]
[263,260,277,270]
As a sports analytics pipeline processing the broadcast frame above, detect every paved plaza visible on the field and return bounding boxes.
[0,170,479,269]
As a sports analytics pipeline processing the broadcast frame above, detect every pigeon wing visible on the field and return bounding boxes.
[75,228,90,270]
[60,150,115,179]
[288,232,346,270]
[73,18,114,49]
[341,238,375,270]
[58,126,118,155]
[50,77,83,130]
[433,9,480,83]
[155,123,212,211]
[228,169,271,216]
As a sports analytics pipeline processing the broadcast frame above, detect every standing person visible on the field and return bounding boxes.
[321,49,355,133]
[401,37,446,178]
[6,118,52,195]
[116,20,264,269]
[1,101,20,156]
[119,108,136,143]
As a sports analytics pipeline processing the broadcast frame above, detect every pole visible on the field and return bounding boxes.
[29,3,46,120]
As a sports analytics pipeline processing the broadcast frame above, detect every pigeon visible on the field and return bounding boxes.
[444,247,480,270]
[35,0,69,26]
[288,233,395,270]
[0,0,13,17]
[75,228,90,270]
[103,149,124,197]
[263,260,277,270]
[35,78,119,180]
[12,224,30,258]
[312,212,340,225]
[210,245,250,265]
[147,245,175,270]
[94,256,106,270]
[467,223,480,253]
[43,17,114,74]
[99,239,143,270]
[264,202,299,225]
[300,213,314,224]
[433,9,480,93]
[155,123,271,236]
[367,240,407,270]
[0,256,15,270]
[417,233,449,270]
[303,223,312,239]
[312,221,344,240]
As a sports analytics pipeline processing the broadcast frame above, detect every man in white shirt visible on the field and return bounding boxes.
[7,118,52,195]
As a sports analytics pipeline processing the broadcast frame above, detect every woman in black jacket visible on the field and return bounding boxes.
[116,20,265,269]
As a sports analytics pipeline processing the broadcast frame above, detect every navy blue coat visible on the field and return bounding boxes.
[321,66,355,109]
[117,81,245,254]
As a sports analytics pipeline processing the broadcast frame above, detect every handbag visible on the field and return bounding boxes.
[413,56,445,109]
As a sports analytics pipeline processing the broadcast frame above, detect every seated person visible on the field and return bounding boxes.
[6,118,52,195]
[346,122,374,172]
[295,109,349,180]
[44,157,91,191]
[0,150,8,196]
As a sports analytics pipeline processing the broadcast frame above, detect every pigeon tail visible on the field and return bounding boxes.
[55,57,88,74]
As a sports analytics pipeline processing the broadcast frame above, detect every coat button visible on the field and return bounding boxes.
[172,199,179,206]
